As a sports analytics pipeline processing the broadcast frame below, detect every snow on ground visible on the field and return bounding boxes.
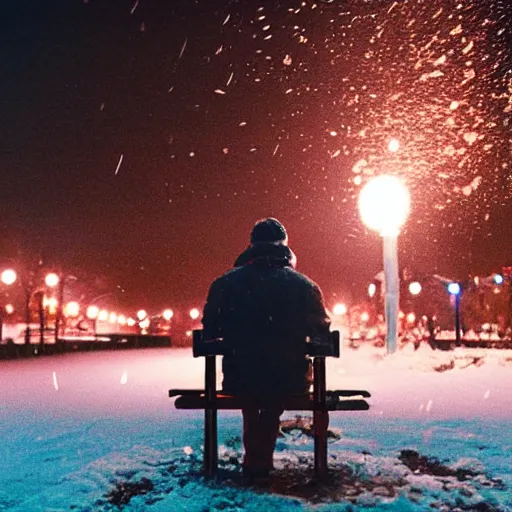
[0,344,511,511]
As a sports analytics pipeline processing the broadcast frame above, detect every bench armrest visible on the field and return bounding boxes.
[192,330,232,357]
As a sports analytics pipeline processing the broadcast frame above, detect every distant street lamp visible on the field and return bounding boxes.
[189,308,200,320]
[1,269,17,286]
[163,308,174,321]
[64,301,80,318]
[368,283,376,298]
[408,281,422,296]
[5,304,14,315]
[332,303,347,316]
[358,175,410,354]
[448,282,462,347]
[137,309,147,321]
[86,305,100,320]
[1,270,17,342]
[45,273,60,288]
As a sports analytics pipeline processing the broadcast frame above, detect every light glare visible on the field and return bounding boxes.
[408,281,422,295]
[332,303,347,316]
[45,273,60,288]
[358,175,410,236]
[1,269,17,286]
[86,305,100,319]
[448,282,461,295]
[64,301,80,317]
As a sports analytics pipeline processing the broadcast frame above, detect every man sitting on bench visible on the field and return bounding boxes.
[202,218,331,480]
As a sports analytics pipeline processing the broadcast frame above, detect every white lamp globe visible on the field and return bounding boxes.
[45,273,60,288]
[408,281,422,296]
[332,303,347,316]
[86,305,100,320]
[1,269,17,286]
[358,175,410,237]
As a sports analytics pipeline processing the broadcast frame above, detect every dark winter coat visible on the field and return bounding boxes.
[202,243,331,397]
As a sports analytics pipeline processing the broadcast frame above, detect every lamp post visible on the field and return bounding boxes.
[1,269,17,342]
[448,282,462,347]
[358,175,410,354]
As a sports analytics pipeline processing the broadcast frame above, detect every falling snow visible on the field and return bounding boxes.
[94,0,512,263]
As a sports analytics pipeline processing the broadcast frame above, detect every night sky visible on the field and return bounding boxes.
[1,0,511,312]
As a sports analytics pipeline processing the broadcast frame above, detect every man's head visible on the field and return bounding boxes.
[250,218,288,246]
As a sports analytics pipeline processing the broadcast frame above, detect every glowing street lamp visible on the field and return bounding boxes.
[86,305,99,320]
[368,283,377,298]
[5,304,14,315]
[64,301,80,318]
[332,303,347,316]
[163,308,174,321]
[1,269,17,286]
[448,282,462,347]
[136,309,147,321]
[408,281,422,296]
[358,175,410,354]
[45,273,60,288]
[189,308,200,320]
[0,269,17,342]
[493,274,504,285]
[98,309,109,322]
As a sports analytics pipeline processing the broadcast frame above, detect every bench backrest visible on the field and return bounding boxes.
[192,330,340,358]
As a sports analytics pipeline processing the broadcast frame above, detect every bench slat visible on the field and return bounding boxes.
[169,388,371,399]
[174,393,369,411]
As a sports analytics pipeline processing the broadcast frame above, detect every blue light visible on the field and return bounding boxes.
[494,274,504,285]
[447,282,461,295]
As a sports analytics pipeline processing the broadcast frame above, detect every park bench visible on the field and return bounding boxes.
[169,329,371,480]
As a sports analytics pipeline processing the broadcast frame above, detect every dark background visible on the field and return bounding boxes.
[1,0,511,311]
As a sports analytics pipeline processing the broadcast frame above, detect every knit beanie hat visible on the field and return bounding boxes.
[250,218,288,245]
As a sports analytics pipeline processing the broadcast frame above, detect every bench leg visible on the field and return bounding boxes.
[204,406,218,477]
[313,410,329,480]
[204,355,218,477]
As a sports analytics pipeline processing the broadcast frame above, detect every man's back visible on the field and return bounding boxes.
[202,248,330,396]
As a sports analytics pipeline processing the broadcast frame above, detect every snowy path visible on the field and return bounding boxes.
[1,346,511,511]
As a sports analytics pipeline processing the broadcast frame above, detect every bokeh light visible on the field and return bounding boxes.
[1,269,17,286]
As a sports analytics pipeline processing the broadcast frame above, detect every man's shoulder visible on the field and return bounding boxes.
[211,266,244,286]
[279,266,321,290]
[211,265,320,290]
